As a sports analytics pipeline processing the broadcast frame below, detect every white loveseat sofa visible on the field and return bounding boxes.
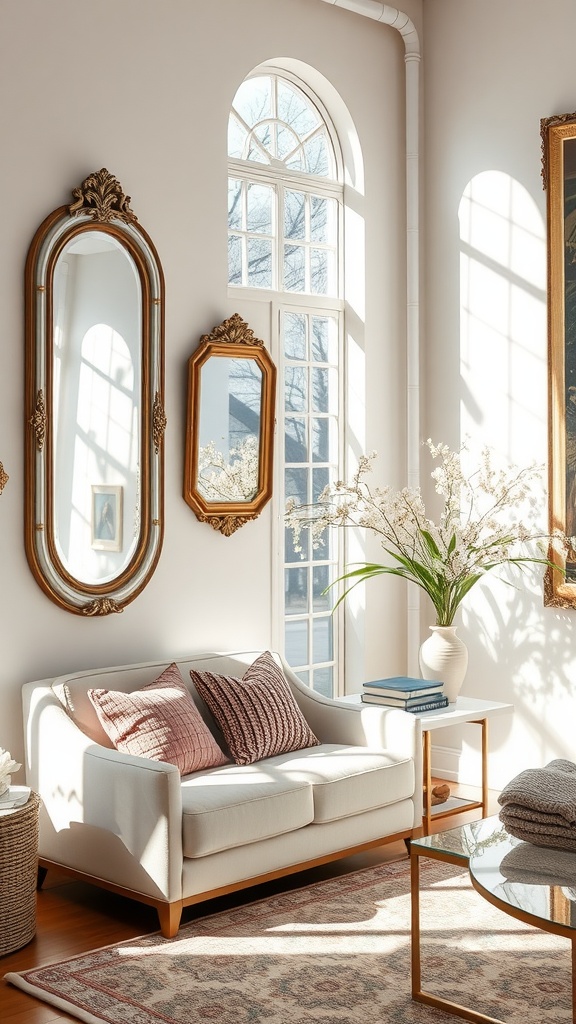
[22,650,423,937]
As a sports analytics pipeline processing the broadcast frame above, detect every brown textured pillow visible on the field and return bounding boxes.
[88,663,228,775]
[190,651,320,766]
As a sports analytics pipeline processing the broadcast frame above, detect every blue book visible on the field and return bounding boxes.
[363,676,443,699]
[363,690,444,708]
[361,694,449,713]
[404,696,449,714]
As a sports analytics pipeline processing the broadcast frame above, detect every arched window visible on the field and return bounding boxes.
[228,70,344,696]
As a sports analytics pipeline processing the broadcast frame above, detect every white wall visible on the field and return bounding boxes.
[9,0,565,794]
[423,0,576,787]
[0,0,419,767]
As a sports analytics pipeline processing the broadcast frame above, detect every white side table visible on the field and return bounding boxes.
[339,695,513,835]
[411,697,513,834]
[0,790,40,956]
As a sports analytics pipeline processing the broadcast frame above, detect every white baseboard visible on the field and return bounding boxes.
[431,741,485,787]
[430,743,462,784]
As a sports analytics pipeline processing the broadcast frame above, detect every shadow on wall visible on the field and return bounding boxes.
[462,574,576,769]
[458,169,546,459]
[433,169,575,776]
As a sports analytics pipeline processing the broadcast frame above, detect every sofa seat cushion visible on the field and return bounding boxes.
[181,764,314,858]
[269,744,415,824]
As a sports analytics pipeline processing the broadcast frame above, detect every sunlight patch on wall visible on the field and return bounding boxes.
[458,170,546,466]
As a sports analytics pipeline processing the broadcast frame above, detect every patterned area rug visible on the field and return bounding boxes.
[5,857,571,1023]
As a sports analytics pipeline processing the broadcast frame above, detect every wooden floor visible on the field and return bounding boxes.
[1,783,501,1023]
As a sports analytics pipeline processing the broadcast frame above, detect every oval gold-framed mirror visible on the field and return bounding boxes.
[25,169,166,615]
[183,314,276,536]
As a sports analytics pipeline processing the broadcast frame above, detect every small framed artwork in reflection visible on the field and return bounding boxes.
[91,485,123,552]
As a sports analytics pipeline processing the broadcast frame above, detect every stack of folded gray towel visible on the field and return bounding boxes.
[499,841,576,886]
[498,758,576,852]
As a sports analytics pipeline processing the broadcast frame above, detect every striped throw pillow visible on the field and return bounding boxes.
[88,663,228,775]
[191,651,320,766]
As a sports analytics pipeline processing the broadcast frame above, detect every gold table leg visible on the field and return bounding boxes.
[410,848,422,998]
[565,937,569,1024]
[422,729,433,834]
[410,847,505,1023]
[421,718,488,834]
[480,718,488,816]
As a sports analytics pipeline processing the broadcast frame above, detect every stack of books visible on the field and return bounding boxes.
[361,676,449,713]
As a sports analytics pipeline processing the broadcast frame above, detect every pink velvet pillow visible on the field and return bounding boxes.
[190,651,320,766]
[88,663,228,775]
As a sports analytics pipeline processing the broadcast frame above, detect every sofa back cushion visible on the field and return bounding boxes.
[52,652,265,748]
[191,651,320,766]
[87,663,229,774]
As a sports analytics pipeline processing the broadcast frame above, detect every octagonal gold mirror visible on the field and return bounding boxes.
[183,314,276,535]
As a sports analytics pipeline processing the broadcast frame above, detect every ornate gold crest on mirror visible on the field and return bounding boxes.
[542,113,576,607]
[0,462,8,495]
[25,169,166,614]
[183,314,276,536]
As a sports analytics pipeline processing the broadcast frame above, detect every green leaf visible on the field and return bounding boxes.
[420,530,441,558]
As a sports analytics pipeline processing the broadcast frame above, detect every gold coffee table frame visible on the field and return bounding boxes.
[411,818,576,1023]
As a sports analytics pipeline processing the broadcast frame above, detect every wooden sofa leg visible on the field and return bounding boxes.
[157,900,183,938]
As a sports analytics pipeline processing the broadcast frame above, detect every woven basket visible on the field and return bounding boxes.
[0,791,40,956]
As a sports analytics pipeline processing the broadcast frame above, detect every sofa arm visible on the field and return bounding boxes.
[298,687,420,759]
[295,691,423,826]
[23,684,183,901]
[282,662,422,789]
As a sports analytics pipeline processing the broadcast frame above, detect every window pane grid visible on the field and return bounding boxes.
[285,607,336,698]
[228,172,340,297]
[284,558,335,616]
[282,308,340,693]
[229,74,336,179]
[228,178,278,288]
[280,187,338,296]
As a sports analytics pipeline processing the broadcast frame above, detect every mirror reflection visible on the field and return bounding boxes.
[197,356,262,504]
[183,314,276,535]
[53,231,141,582]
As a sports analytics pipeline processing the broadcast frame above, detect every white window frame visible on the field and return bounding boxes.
[227,70,346,696]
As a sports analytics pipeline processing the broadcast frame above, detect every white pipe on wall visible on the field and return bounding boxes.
[318,0,419,55]
[316,0,422,674]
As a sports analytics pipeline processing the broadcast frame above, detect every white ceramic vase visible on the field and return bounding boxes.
[419,625,468,703]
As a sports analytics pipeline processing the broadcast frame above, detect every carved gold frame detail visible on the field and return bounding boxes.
[69,168,137,225]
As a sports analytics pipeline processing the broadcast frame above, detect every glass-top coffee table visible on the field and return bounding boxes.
[410,816,576,1022]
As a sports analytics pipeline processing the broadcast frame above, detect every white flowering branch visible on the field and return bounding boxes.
[197,436,259,502]
[286,439,564,626]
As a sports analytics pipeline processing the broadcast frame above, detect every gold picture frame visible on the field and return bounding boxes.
[542,112,576,606]
[91,485,123,552]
